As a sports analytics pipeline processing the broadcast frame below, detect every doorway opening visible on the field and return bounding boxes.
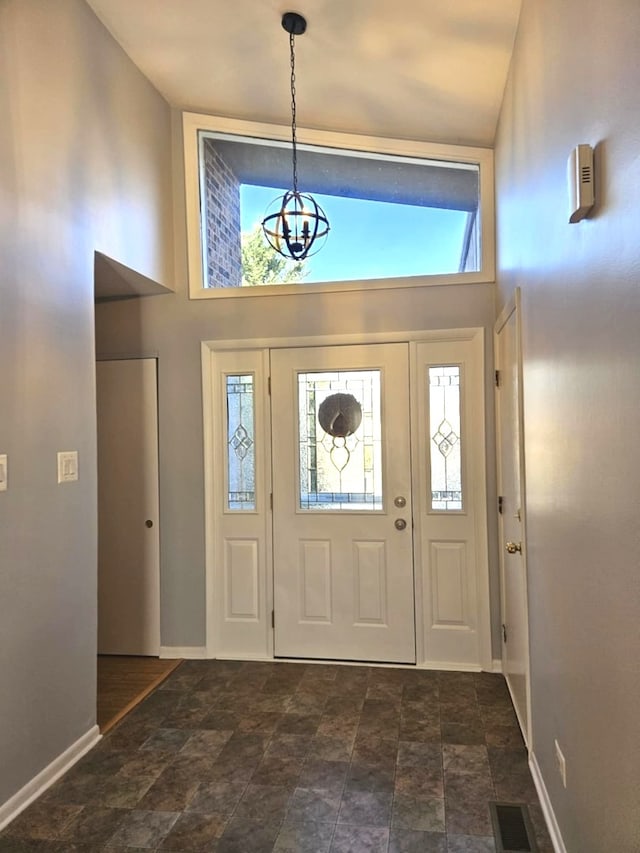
[96,357,171,730]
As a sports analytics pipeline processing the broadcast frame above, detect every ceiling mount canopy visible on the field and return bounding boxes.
[261,11,330,262]
[281,11,306,36]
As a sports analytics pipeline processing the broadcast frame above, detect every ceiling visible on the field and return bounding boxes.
[86,0,522,148]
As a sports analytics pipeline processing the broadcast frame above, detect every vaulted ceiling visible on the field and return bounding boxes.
[87,0,522,148]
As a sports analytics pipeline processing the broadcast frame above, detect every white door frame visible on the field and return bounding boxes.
[202,328,491,670]
[494,289,532,745]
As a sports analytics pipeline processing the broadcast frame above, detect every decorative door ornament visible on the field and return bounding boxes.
[318,393,362,437]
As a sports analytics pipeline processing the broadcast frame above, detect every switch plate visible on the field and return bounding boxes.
[57,451,78,483]
[0,454,7,491]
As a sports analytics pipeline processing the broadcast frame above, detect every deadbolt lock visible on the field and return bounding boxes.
[394,496,406,508]
[505,541,521,554]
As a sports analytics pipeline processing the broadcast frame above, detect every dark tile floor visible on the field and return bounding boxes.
[1,661,554,852]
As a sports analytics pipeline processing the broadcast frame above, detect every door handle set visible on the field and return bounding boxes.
[505,541,522,554]
[394,496,408,531]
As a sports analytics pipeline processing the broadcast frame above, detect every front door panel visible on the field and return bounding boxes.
[271,344,416,663]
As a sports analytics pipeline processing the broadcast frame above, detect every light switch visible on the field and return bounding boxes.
[57,451,78,483]
[0,454,7,492]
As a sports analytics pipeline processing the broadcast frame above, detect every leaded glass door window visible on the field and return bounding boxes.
[297,370,382,511]
[429,365,463,511]
[225,374,256,510]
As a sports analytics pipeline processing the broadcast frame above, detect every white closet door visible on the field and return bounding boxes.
[97,358,160,656]
[496,296,530,740]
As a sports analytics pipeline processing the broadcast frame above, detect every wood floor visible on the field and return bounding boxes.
[97,655,182,733]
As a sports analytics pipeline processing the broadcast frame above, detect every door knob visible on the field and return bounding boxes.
[394,518,407,531]
[505,541,521,554]
[145,519,154,528]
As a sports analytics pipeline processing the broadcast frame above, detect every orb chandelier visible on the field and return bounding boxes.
[261,12,330,262]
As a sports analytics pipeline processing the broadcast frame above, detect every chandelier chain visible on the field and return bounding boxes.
[289,30,298,193]
[261,13,329,262]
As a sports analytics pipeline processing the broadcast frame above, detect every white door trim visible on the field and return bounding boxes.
[202,328,482,352]
[202,328,491,668]
[494,288,533,746]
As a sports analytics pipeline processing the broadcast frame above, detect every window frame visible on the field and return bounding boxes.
[183,112,495,300]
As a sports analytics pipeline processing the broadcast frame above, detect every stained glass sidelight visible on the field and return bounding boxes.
[226,374,256,510]
[298,370,382,510]
[429,366,463,511]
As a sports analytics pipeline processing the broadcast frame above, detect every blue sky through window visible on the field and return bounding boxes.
[240,185,470,283]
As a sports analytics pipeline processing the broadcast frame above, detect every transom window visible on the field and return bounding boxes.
[183,114,494,298]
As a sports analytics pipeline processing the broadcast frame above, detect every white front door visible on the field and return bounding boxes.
[270,344,416,663]
[495,293,530,742]
[96,358,161,656]
[205,331,490,668]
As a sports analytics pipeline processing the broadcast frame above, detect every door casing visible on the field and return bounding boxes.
[202,328,492,670]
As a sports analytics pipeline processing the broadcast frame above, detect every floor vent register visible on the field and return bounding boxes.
[489,802,539,852]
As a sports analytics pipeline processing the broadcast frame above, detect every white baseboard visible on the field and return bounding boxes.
[159,645,208,659]
[491,658,503,673]
[417,661,482,672]
[216,653,273,661]
[0,725,101,832]
[529,750,567,853]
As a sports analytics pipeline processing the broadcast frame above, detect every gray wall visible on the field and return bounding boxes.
[495,0,640,849]
[95,110,500,651]
[0,0,173,807]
